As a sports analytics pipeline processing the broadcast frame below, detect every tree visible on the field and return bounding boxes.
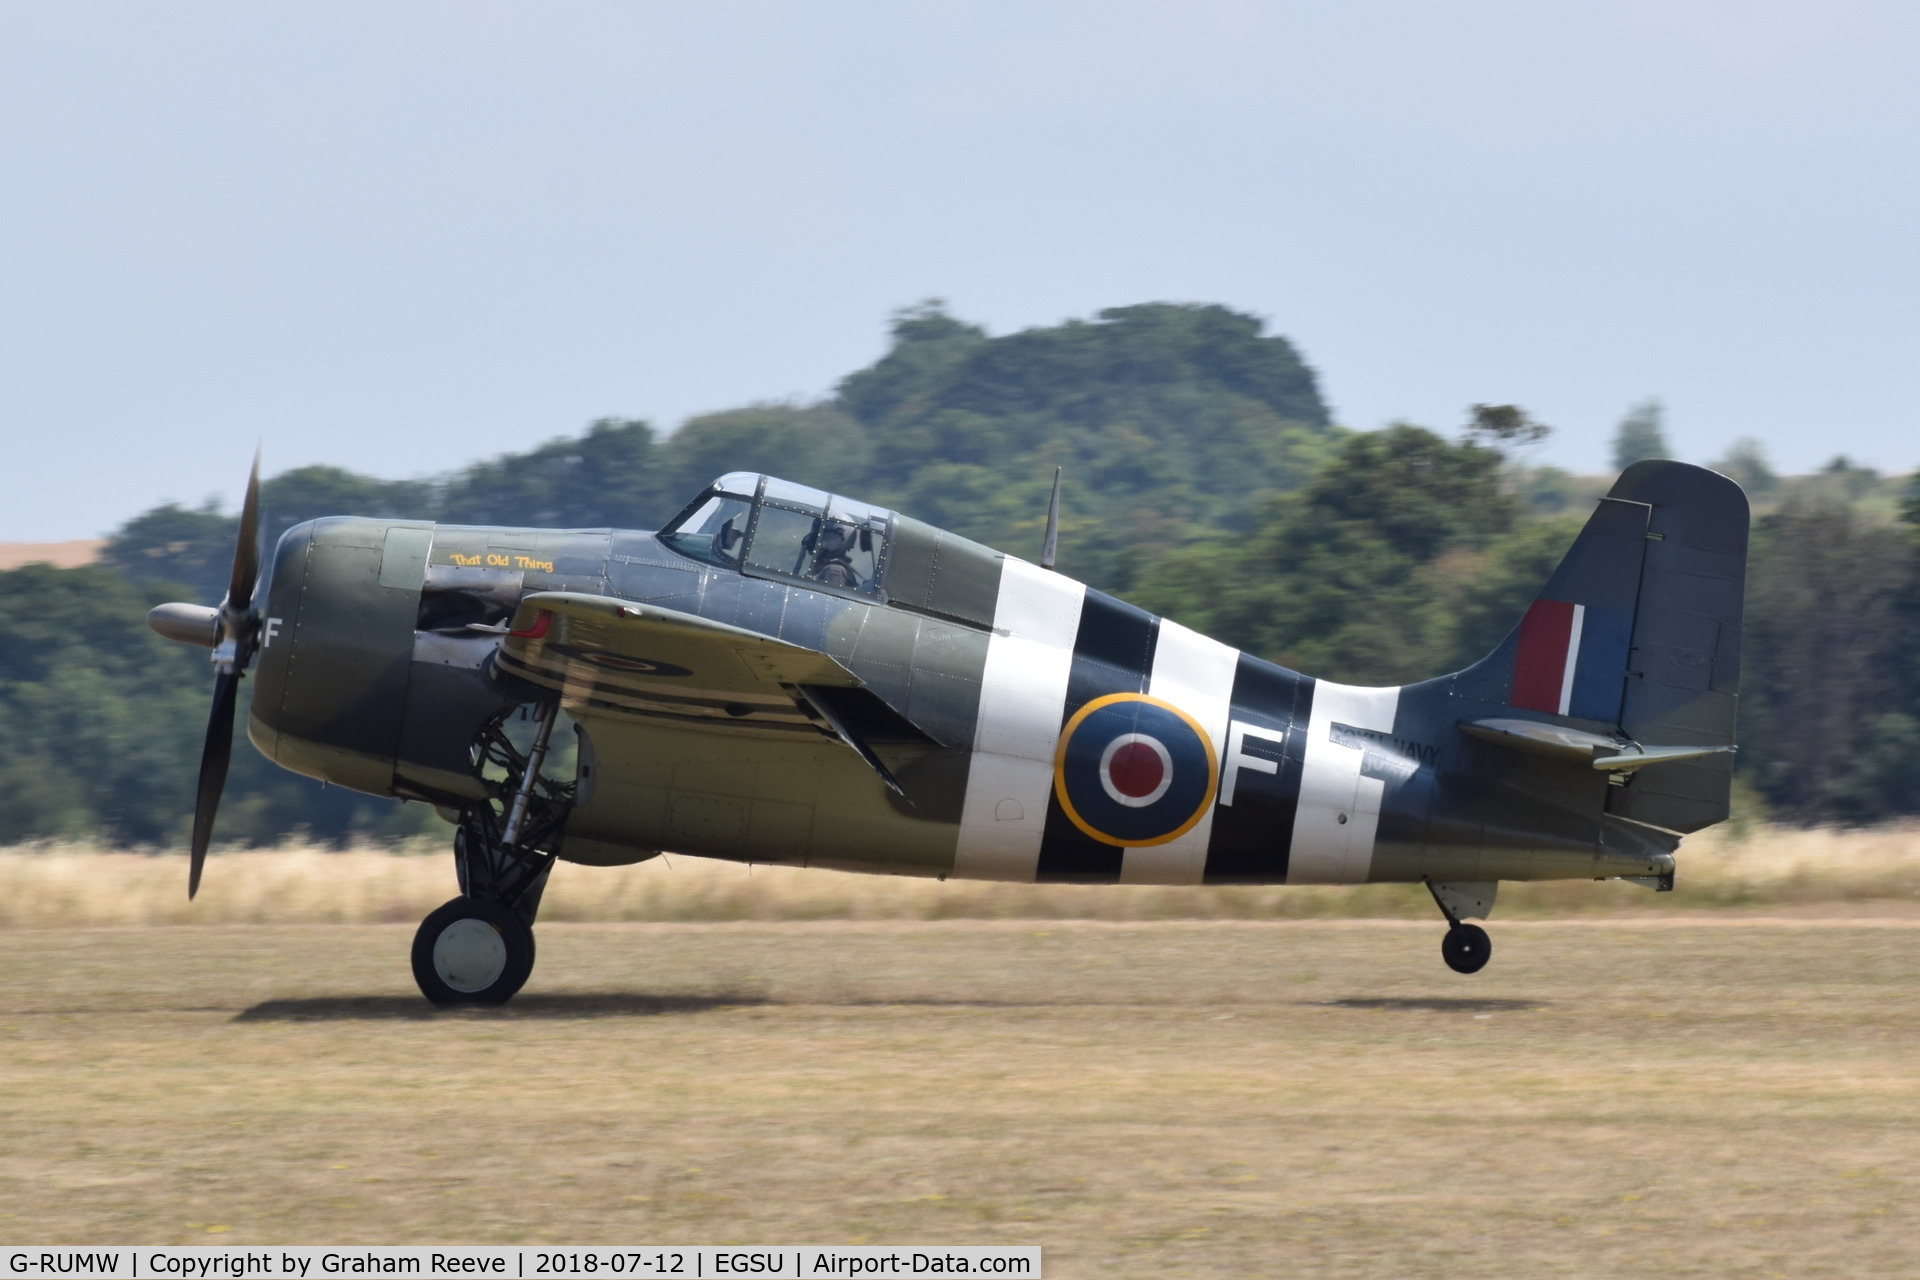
[657,405,868,506]
[262,466,436,547]
[0,559,447,846]
[0,560,447,847]
[0,565,205,842]
[104,468,437,600]
[1512,465,1586,514]
[1464,403,1550,454]
[1708,437,1779,498]
[99,501,237,601]
[1610,398,1671,471]
[1134,425,1516,684]
[836,300,989,427]
[1740,500,1913,821]
[439,417,670,529]
[1825,714,1920,822]
[1813,455,1881,504]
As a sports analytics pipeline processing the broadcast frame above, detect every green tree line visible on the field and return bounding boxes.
[7,301,1917,844]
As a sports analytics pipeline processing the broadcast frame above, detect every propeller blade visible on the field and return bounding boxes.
[188,451,264,899]
[227,450,262,615]
[189,668,239,899]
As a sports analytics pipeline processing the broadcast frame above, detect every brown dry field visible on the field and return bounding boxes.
[4,915,1918,1277]
[0,540,102,571]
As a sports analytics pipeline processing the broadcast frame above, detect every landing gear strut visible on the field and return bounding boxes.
[1426,879,1496,975]
[412,701,572,1006]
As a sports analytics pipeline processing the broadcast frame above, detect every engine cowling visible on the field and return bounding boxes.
[249,518,448,796]
[248,518,616,805]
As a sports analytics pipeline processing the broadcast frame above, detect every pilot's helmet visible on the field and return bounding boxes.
[817,520,858,556]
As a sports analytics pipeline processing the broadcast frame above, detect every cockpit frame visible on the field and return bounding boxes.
[656,472,896,603]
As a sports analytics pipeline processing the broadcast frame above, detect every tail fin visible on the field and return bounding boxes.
[1449,461,1750,833]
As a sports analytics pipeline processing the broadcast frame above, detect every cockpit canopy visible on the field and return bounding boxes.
[657,472,893,599]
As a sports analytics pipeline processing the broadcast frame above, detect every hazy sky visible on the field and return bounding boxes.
[4,1,1917,540]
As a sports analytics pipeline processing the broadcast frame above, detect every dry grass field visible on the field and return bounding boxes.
[4,828,1918,1274]
[0,539,102,570]
[4,914,1919,1275]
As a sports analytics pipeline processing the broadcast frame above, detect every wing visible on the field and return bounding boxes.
[493,592,923,793]
[496,591,855,732]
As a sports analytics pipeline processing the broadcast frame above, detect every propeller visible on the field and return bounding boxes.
[149,453,264,898]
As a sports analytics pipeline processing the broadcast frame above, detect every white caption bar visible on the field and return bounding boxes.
[3,1249,1040,1280]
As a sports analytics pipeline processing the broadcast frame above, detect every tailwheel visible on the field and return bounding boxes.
[1441,922,1492,975]
[411,896,536,1005]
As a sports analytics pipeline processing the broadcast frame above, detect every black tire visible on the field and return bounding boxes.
[1441,923,1492,975]
[411,896,536,1005]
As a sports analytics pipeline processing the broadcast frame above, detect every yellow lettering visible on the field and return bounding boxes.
[443,552,550,572]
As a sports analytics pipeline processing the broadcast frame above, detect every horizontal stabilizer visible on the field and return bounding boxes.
[1461,717,1736,772]
[1459,717,1624,762]
[1590,743,1736,772]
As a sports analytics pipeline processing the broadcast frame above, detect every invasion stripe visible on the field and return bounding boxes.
[952,558,1086,881]
[1035,590,1160,882]
[1286,680,1400,884]
[1122,619,1239,884]
[1202,655,1313,884]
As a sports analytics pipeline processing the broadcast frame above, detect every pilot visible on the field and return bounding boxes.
[715,514,746,565]
[808,519,862,590]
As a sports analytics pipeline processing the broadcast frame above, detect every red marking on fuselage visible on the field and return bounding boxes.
[509,610,552,639]
[1511,598,1574,713]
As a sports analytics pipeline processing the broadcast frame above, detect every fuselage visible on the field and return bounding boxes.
[246,484,1677,889]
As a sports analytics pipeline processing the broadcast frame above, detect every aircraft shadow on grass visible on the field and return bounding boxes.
[1319,997,1544,1013]
[232,993,1285,1021]
[231,993,1547,1022]
[233,993,769,1022]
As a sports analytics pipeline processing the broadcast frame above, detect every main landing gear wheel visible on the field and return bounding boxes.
[1441,923,1492,975]
[411,897,536,1005]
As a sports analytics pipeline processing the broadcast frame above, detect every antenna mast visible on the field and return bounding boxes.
[1040,467,1062,571]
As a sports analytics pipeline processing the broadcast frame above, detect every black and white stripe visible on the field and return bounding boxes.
[953,559,1402,885]
[1033,590,1161,882]
[1202,655,1313,883]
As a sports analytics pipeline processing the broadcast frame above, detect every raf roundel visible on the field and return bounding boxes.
[1053,693,1219,847]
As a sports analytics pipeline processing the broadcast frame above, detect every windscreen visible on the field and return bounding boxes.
[658,492,752,568]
